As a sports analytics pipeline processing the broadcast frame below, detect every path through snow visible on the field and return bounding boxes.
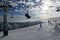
[0,22,60,40]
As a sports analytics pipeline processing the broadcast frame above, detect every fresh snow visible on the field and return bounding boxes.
[0,22,60,40]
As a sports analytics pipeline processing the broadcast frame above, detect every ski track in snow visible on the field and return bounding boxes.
[0,22,60,40]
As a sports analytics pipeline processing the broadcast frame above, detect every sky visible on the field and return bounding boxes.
[0,0,60,19]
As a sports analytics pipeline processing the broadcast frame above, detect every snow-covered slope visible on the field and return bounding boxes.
[0,22,60,40]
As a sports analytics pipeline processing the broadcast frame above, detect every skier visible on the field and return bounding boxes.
[48,20,52,25]
[53,20,57,23]
[54,24,58,30]
[38,23,42,31]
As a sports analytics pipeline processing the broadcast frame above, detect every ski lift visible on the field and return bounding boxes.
[24,0,31,19]
[25,10,31,19]
[56,7,60,12]
[25,9,31,19]
[25,13,31,19]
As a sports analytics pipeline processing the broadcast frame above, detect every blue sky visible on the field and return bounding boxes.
[0,0,60,19]
[0,0,28,16]
[0,0,42,17]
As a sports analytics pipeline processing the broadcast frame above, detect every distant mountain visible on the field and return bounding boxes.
[48,17,60,20]
[0,16,45,23]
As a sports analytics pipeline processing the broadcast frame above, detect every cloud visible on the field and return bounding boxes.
[26,2,35,7]
[17,0,24,4]
[9,1,18,7]
[27,0,60,19]
[5,0,60,19]
[35,0,40,2]
[14,9,24,12]
[28,0,32,2]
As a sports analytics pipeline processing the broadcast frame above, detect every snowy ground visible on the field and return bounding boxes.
[0,22,60,40]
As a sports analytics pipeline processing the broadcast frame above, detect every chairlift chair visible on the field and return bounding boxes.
[25,13,31,19]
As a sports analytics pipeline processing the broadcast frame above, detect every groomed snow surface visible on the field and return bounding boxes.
[0,22,60,40]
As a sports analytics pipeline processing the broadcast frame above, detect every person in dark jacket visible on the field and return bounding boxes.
[38,23,42,31]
